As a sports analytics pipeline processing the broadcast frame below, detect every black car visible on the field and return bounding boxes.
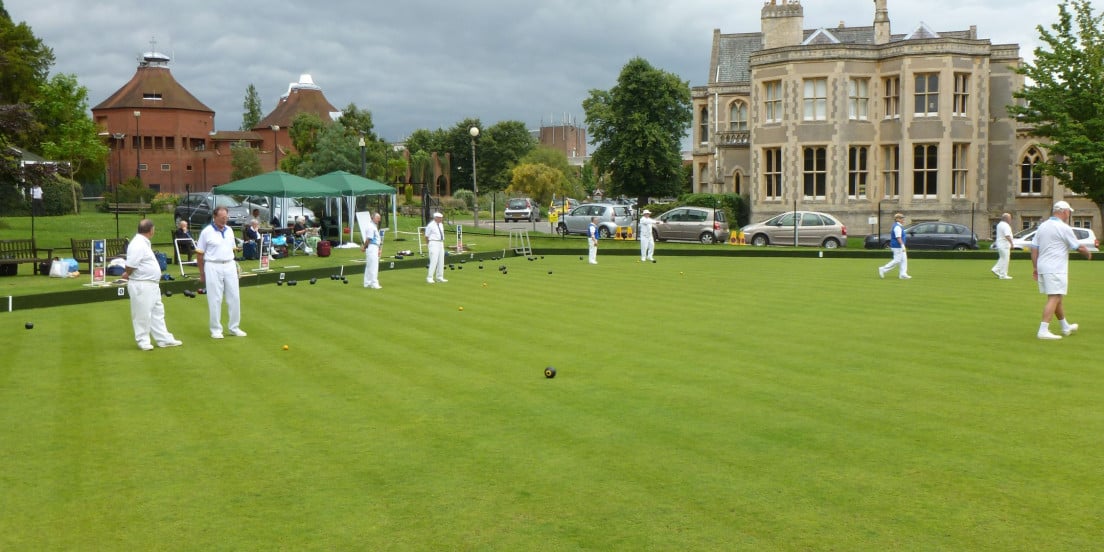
[174,193,252,228]
[864,221,979,250]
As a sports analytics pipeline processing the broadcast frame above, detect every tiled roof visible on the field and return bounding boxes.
[210,131,262,141]
[254,87,339,130]
[92,66,212,113]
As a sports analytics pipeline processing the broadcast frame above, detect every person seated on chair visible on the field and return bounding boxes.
[242,219,261,260]
[173,220,195,265]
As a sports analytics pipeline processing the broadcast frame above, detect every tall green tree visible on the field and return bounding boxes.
[230,140,262,181]
[241,84,262,131]
[583,57,691,205]
[33,74,108,180]
[507,163,566,205]
[1011,0,1104,217]
[479,120,536,191]
[0,5,54,105]
[517,146,580,198]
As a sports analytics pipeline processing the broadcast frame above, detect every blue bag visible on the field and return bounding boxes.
[155,251,168,272]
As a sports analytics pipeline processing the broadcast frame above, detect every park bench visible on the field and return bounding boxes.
[106,202,150,215]
[0,238,54,276]
[70,237,129,272]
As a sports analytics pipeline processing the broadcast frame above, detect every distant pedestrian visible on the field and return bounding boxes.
[878,213,910,279]
[637,209,662,262]
[991,212,1014,279]
[196,206,246,339]
[122,219,181,351]
[30,183,43,216]
[588,217,600,264]
[362,212,383,289]
[1031,201,1091,340]
[425,212,447,283]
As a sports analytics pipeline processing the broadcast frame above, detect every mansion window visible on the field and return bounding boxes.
[953,73,970,116]
[763,147,782,200]
[849,78,869,120]
[1071,216,1092,229]
[1020,147,1043,195]
[883,76,900,118]
[913,144,938,198]
[882,145,900,198]
[803,78,827,121]
[803,146,827,199]
[914,73,939,116]
[698,107,709,144]
[1021,216,1041,231]
[848,146,869,199]
[764,81,782,123]
[952,143,968,198]
[729,102,748,131]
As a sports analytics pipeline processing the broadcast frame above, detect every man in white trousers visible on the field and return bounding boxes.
[196,206,246,339]
[637,209,662,262]
[992,212,1014,279]
[122,219,181,350]
[587,217,600,264]
[1031,200,1091,340]
[362,212,383,289]
[425,212,447,283]
[878,213,910,279]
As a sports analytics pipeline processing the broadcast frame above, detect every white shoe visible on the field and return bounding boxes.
[426,278,435,284]
[371,284,382,289]
[211,332,224,339]
[158,339,183,348]
[138,343,154,351]
[991,268,1001,279]
[899,274,911,280]
[589,261,598,265]
[1037,330,1062,340]
[229,329,247,337]
[878,267,885,279]
[1062,323,1078,336]
[999,275,1013,280]
[437,278,448,283]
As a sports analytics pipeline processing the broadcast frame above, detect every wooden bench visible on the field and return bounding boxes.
[71,237,129,272]
[0,239,54,275]
[106,202,150,214]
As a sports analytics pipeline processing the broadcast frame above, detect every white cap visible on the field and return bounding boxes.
[642,209,651,215]
[1053,200,1074,212]
[433,212,443,218]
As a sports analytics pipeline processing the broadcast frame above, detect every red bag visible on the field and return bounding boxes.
[316,240,331,257]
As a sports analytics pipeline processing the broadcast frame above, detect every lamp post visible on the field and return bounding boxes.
[112,133,125,238]
[271,125,280,170]
[133,111,141,179]
[358,133,366,177]
[469,125,480,227]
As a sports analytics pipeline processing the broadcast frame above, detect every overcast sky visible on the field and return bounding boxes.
[6,0,1096,143]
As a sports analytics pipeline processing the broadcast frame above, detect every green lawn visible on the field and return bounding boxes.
[1,242,1101,549]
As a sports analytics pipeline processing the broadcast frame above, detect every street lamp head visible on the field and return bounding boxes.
[469,126,479,138]
[271,124,280,131]
[358,136,365,147]
[133,110,141,117]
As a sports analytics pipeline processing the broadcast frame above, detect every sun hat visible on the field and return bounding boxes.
[433,212,443,218]
[1053,200,1073,212]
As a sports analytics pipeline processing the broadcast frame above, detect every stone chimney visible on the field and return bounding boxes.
[874,0,891,45]
[761,0,804,50]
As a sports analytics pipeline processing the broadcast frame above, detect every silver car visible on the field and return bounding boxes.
[557,203,633,238]
[742,211,848,248]
[653,206,730,244]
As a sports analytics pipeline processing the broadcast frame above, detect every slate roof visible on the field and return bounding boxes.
[254,87,339,130]
[92,65,213,113]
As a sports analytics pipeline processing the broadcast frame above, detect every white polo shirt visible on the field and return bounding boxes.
[425,221,445,242]
[196,223,237,262]
[1031,216,1080,274]
[124,233,161,282]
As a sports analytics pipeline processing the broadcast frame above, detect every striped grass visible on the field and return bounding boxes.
[1,255,1101,550]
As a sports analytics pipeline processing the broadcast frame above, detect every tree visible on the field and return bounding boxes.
[517,146,580,198]
[230,141,262,181]
[33,74,108,180]
[583,57,691,206]
[1011,0,1104,217]
[507,163,565,205]
[336,103,379,142]
[241,84,262,131]
[479,120,536,191]
[0,6,54,105]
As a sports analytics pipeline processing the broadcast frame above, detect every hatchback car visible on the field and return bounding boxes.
[996,226,1100,252]
[244,196,317,226]
[504,197,540,222]
[557,203,633,238]
[741,211,848,248]
[653,206,730,244]
[549,198,580,219]
[864,221,979,250]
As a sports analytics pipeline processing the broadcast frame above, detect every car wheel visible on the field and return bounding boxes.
[953,244,969,251]
[699,231,715,245]
[599,226,611,239]
[822,238,840,249]
[652,229,661,242]
[882,241,891,249]
[751,234,769,247]
[556,223,567,236]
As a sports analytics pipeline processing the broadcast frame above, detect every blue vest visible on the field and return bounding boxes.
[588,223,599,240]
[890,222,906,248]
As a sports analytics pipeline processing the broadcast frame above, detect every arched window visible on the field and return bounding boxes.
[699,107,709,144]
[729,102,748,131]
[1020,147,1043,195]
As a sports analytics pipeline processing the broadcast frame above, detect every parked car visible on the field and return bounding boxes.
[174,193,252,228]
[557,203,633,238]
[864,221,979,250]
[243,196,316,226]
[504,197,541,222]
[992,226,1100,252]
[741,211,848,248]
[549,198,580,219]
[653,206,730,244]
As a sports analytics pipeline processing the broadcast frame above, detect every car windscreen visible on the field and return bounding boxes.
[507,199,528,209]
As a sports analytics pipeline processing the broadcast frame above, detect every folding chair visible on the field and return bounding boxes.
[174,237,198,276]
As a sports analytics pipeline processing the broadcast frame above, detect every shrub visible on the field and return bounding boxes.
[150,192,180,213]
